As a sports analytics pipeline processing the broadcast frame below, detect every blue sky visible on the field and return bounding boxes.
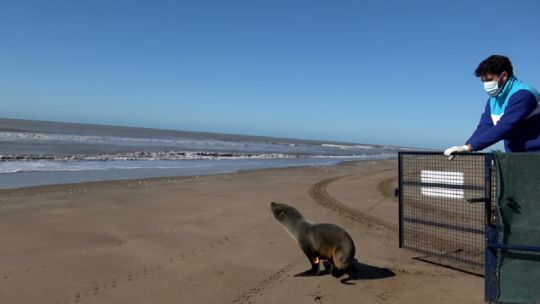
[1,1,540,149]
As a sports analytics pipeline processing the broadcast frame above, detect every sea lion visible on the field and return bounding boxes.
[270,202,356,277]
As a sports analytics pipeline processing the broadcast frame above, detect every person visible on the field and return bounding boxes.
[444,55,540,158]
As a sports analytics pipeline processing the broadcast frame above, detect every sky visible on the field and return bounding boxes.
[1,0,540,149]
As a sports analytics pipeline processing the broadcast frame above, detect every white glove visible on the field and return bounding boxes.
[443,145,470,160]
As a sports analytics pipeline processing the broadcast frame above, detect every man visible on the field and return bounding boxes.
[444,55,540,157]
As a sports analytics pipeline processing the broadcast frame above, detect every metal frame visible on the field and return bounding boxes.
[398,151,489,267]
[398,151,540,303]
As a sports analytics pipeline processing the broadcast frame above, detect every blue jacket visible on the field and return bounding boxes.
[467,76,540,152]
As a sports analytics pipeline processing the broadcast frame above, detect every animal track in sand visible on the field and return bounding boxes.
[5,221,228,282]
[56,233,240,304]
[2,261,52,282]
[3,239,125,282]
[232,260,299,304]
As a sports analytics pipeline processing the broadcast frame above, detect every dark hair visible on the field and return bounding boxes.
[475,55,513,77]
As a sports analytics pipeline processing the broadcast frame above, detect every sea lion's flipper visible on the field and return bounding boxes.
[339,274,356,285]
[294,256,321,277]
[331,268,346,278]
[323,260,346,278]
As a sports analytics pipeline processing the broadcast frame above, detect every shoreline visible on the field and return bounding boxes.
[0,159,381,200]
[0,157,390,192]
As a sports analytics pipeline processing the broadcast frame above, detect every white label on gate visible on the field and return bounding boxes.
[420,170,464,199]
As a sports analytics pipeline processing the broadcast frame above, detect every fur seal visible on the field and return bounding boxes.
[270,202,356,277]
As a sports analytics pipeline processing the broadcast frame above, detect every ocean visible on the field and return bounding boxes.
[0,118,404,189]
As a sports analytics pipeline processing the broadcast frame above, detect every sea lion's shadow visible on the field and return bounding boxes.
[340,260,396,284]
[295,260,395,285]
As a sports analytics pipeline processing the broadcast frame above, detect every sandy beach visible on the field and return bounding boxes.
[0,160,483,304]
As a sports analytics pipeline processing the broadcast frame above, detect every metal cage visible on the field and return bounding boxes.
[398,151,540,303]
[398,152,494,268]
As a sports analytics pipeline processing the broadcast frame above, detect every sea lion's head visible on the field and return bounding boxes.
[270,202,304,223]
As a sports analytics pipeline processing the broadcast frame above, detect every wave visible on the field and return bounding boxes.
[0,151,397,175]
[0,149,399,162]
[321,143,376,150]
[0,157,231,174]
[0,151,302,162]
[311,152,397,159]
[0,131,409,160]
[0,131,279,149]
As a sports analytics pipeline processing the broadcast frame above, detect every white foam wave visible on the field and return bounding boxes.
[312,152,396,159]
[0,152,397,175]
[321,144,375,150]
[0,161,103,174]
[0,151,298,162]
[0,159,217,174]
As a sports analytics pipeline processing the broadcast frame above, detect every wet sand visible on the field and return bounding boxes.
[0,160,483,303]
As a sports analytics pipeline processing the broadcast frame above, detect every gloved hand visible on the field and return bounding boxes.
[443,145,470,160]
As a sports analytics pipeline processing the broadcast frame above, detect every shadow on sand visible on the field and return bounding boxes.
[294,260,395,285]
[340,261,396,284]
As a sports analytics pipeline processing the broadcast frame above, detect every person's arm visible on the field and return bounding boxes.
[467,90,538,151]
[444,99,491,158]
[466,99,493,149]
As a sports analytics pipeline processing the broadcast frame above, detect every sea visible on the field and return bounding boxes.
[0,118,406,189]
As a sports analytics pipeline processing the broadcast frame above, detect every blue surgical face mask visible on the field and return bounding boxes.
[483,72,506,97]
